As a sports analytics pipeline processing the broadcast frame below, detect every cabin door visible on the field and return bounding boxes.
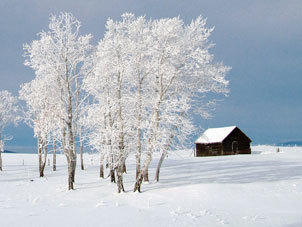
[232,141,238,154]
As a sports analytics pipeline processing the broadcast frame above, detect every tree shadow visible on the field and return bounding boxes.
[142,157,302,192]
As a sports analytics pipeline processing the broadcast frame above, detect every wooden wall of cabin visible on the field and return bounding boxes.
[222,127,251,155]
[195,143,223,156]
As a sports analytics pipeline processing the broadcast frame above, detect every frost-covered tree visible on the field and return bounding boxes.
[84,14,229,193]
[133,16,230,192]
[23,12,93,189]
[84,14,160,192]
[0,90,18,171]
[19,76,62,177]
[84,15,136,192]
[124,15,153,180]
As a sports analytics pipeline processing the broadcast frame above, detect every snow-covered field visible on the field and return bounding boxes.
[1,146,302,227]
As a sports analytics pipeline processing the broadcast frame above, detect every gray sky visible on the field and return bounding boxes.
[1,0,302,147]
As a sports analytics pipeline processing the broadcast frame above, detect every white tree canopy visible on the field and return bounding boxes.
[22,12,94,189]
[0,90,18,155]
[0,90,18,136]
[83,13,230,192]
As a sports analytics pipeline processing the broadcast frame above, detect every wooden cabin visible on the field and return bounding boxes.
[194,126,252,157]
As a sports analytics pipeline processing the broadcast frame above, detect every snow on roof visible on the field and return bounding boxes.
[195,126,237,144]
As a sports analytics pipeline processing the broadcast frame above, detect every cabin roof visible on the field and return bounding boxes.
[195,126,237,144]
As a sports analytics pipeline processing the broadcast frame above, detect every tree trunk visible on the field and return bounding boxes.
[100,162,104,178]
[141,96,161,185]
[40,160,46,177]
[69,133,76,185]
[37,139,48,177]
[134,152,152,192]
[67,79,76,189]
[116,159,125,193]
[109,153,116,183]
[122,160,127,173]
[39,166,44,177]
[53,138,56,171]
[135,81,142,180]
[117,172,125,193]
[110,168,116,183]
[66,146,76,190]
[154,117,180,182]
[99,153,104,178]
[79,127,84,170]
[80,141,84,170]
[154,151,168,182]
[136,153,140,180]
[143,168,149,182]
[40,142,47,177]
[116,71,126,191]
[67,153,75,190]
[63,125,75,190]
[71,153,76,183]
[38,137,43,177]
[134,108,159,191]
[68,161,74,190]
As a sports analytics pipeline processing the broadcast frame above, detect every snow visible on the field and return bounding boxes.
[195,126,237,144]
[1,145,302,226]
